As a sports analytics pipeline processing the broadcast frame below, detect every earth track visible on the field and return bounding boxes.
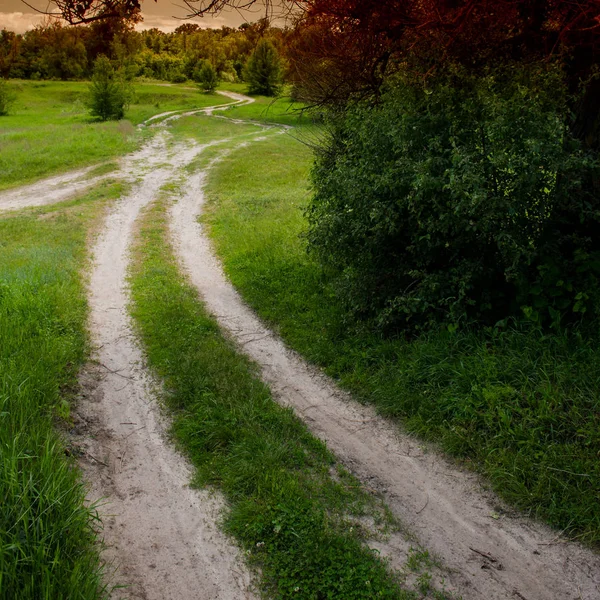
[169,135,600,600]
[75,130,260,599]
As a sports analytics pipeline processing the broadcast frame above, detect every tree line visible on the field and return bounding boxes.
[0,18,286,86]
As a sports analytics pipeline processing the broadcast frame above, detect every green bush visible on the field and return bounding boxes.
[307,66,600,331]
[0,79,16,115]
[196,61,219,93]
[87,55,129,121]
[244,39,282,97]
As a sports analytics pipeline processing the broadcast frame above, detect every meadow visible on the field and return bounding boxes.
[0,80,227,190]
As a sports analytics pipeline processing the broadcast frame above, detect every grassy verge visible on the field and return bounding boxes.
[0,80,227,190]
[203,130,600,545]
[128,194,437,599]
[214,85,313,126]
[0,181,125,599]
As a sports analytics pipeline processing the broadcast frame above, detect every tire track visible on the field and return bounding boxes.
[169,137,600,600]
[73,131,258,600]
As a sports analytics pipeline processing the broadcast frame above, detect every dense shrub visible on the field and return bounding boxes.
[244,39,282,97]
[87,55,129,121]
[307,66,600,331]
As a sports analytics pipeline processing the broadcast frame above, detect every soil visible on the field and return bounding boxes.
[4,91,599,600]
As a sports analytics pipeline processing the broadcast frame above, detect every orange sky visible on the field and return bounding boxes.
[0,0,265,33]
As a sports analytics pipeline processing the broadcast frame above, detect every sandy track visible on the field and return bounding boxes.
[73,131,257,600]
[170,146,600,600]
[2,96,262,599]
[0,166,110,212]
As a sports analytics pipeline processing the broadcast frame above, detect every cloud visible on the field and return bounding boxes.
[135,13,232,33]
[0,11,51,33]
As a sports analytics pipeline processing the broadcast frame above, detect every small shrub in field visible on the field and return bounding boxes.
[197,61,219,93]
[88,55,129,121]
[244,39,282,97]
[0,79,16,115]
[308,65,600,331]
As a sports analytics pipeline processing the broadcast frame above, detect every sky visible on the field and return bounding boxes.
[0,0,269,33]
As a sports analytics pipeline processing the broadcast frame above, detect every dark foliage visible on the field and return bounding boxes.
[307,67,600,331]
[244,39,282,96]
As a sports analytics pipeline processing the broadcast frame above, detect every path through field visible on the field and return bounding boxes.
[2,91,599,600]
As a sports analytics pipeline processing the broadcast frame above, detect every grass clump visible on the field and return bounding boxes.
[0,182,124,599]
[203,130,600,545]
[0,79,16,116]
[129,197,414,599]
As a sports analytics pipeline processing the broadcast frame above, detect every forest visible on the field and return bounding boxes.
[0,17,287,83]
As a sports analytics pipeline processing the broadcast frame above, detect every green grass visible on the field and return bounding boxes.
[168,113,264,145]
[0,181,125,599]
[128,194,427,599]
[215,84,313,126]
[203,129,600,546]
[0,80,227,190]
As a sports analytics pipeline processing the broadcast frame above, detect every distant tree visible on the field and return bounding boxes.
[244,38,282,96]
[197,60,219,92]
[88,54,128,120]
[0,30,22,78]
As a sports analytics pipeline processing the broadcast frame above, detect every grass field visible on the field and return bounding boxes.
[128,193,434,600]
[203,125,600,546]
[0,181,125,599]
[0,80,226,190]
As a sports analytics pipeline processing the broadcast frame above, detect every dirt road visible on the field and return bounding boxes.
[3,92,599,600]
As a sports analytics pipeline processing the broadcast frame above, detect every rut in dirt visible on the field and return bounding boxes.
[74,130,259,600]
[169,140,600,600]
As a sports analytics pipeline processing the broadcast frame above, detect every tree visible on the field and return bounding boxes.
[244,39,282,96]
[308,67,600,330]
[197,60,219,92]
[88,54,128,120]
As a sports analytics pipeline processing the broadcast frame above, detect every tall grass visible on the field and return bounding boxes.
[0,183,124,599]
[203,130,600,545]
